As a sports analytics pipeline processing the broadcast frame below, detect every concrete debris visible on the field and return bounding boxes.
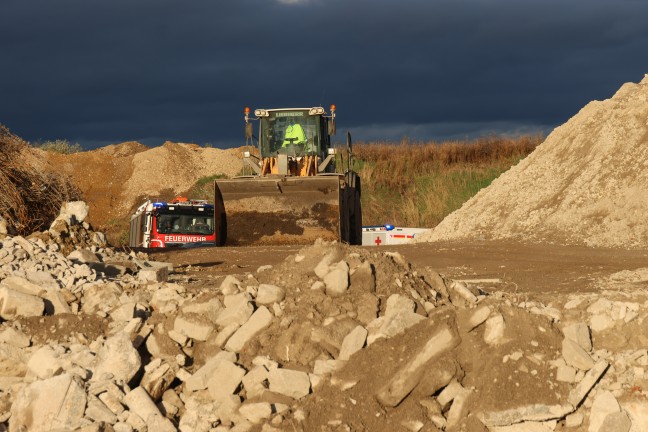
[10,373,87,432]
[268,368,311,399]
[2,199,648,431]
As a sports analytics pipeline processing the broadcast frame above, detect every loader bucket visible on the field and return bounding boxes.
[215,175,343,246]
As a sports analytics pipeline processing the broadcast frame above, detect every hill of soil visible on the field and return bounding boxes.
[43,141,242,242]
[418,74,648,248]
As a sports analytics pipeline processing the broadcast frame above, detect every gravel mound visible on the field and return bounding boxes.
[418,74,648,248]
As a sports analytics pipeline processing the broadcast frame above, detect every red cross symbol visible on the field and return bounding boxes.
[374,236,382,246]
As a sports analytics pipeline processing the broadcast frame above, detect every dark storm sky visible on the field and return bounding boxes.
[2,0,647,149]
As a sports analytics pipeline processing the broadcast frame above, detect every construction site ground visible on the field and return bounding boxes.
[152,240,648,296]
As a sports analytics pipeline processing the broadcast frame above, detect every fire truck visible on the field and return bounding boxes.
[129,197,219,248]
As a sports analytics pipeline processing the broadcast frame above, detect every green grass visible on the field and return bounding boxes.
[184,173,228,201]
[353,136,541,228]
[34,139,83,154]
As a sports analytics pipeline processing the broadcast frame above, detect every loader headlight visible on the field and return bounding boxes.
[254,109,269,117]
[327,148,337,155]
[309,107,325,115]
[243,151,251,158]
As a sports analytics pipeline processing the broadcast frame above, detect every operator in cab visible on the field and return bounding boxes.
[282,119,307,147]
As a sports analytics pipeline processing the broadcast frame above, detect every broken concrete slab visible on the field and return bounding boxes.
[10,373,87,432]
[239,402,273,424]
[338,325,367,361]
[184,351,238,392]
[215,297,254,329]
[26,345,63,380]
[568,360,609,407]
[174,313,215,341]
[225,306,273,353]
[562,322,592,352]
[206,359,246,402]
[256,284,285,305]
[478,404,573,428]
[562,338,595,371]
[268,368,311,399]
[376,322,461,407]
[589,391,621,432]
[123,386,162,423]
[92,332,142,384]
[0,286,44,319]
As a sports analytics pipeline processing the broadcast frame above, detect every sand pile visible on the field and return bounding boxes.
[43,141,242,242]
[418,74,648,248]
[123,142,242,215]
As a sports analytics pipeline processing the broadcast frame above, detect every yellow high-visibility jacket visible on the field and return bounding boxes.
[282,124,307,146]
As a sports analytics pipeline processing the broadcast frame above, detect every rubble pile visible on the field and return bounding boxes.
[418,74,648,248]
[1,203,648,431]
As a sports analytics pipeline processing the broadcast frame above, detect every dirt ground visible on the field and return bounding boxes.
[151,240,648,296]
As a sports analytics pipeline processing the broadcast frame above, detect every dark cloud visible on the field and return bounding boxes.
[1,0,647,148]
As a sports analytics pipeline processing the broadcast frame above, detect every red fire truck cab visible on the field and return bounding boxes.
[129,197,218,248]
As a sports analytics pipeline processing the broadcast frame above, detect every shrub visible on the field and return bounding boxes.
[35,139,83,154]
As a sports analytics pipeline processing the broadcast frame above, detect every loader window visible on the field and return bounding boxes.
[260,111,321,157]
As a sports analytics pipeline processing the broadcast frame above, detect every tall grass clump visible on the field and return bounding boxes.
[185,173,228,200]
[35,139,83,154]
[352,135,542,228]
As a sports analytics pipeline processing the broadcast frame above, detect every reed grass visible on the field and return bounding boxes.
[353,135,542,227]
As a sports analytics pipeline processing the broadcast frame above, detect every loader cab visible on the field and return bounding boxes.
[257,108,331,160]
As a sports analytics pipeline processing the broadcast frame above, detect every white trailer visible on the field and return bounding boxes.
[362,225,430,246]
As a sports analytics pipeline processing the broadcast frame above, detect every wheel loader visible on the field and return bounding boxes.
[213,105,362,246]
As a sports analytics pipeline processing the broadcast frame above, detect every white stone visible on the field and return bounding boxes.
[174,313,215,341]
[0,326,30,348]
[324,261,349,297]
[590,314,615,332]
[216,297,254,328]
[239,402,273,424]
[220,275,242,295]
[268,368,311,399]
[225,306,273,353]
[184,351,237,392]
[0,286,44,319]
[123,386,162,423]
[314,252,336,278]
[255,284,285,305]
[10,374,86,432]
[26,345,63,380]
[338,326,367,361]
[562,338,595,371]
[563,322,592,351]
[207,360,246,402]
[93,332,142,384]
[589,391,621,432]
[242,366,269,399]
[484,314,506,345]
[467,305,492,331]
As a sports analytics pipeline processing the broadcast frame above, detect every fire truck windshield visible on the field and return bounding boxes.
[156,214,214,235]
